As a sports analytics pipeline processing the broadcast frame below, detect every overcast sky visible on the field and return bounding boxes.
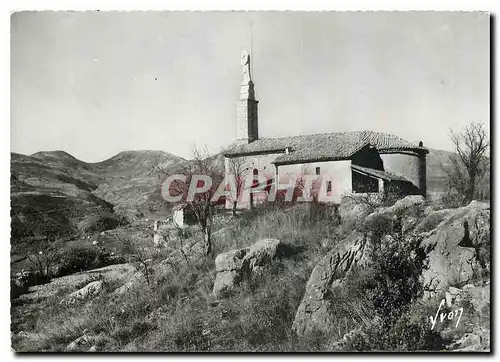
[11,11,489,162]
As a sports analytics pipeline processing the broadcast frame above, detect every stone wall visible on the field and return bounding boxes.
[224,153,281,209]
[277,160,353,204]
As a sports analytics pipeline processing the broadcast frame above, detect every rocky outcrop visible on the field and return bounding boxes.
[338,197,374,228]
[213,238,281,297]
[440,280,490,351]
[65,334,91,352]
[292,198,490,344]
[61,280,104,305]
[447,326,490,351]
[447,282,490,312]
[363,195,425,224]
[112,272,144,296]
[292,231,371,337]
[64,330,102,352]
[386,194,425,212]
[421,201,490,295]
[291,197,425,337]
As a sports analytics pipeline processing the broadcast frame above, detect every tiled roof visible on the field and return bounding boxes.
[351,164,411,182]
[223,131,427,164]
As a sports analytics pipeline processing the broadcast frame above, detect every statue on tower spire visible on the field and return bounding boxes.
[240,50,252,84]
[236,50,258,143]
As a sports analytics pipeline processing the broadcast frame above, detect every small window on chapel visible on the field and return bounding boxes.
[252,168,259,188]
[315,167,320,175]
[327,181,332,193]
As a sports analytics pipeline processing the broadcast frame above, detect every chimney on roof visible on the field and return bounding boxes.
[418,141,424,147]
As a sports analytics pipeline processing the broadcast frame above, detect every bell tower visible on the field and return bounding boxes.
[237,51,259,143]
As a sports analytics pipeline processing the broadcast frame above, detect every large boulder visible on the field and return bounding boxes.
[62,280,104,305]
[292,231,371,337]
[440,280,490,351]
[421,201,490,295]
[364,195,425,223]
[245,238,282,270]
[65,335,91,352]
[112,272,144,296]
[338,196,374,229]
[388,194,425,211]
[446,325,490,351]
[213,238,281,297]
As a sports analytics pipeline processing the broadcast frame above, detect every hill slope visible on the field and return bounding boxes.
[11,152,114,246]
[426,148,455,195]
[425,148,490,200]
[10,150,187,245]
[91,150,186,217]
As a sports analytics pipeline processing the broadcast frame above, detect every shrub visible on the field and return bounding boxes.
[78,211,128,234]
[57,246,112,276]
[337,212,446,351]
[367,233,428,316]
[387,301,450,351]
[360,213,394,239]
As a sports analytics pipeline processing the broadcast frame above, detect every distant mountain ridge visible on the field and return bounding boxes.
[92,150,185,179]
[10,150,187,245]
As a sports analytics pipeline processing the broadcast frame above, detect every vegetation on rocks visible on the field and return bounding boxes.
[11,195,491,352]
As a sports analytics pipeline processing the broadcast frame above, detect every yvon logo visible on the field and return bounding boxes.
[429,299,464,330]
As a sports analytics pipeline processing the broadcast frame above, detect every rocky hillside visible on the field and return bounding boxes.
[10,150,186,246]
[11,196,490,352]
[11,152,113,245]
[91,150,186,217]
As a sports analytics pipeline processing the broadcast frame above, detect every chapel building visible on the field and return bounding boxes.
[223,51,428,209]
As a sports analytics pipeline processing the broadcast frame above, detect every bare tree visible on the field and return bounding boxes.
[159,146,224,257]
[225,156,246,215]
[25,239,61,278]
[118,234,154,285]
[448,122,489,203]
[171,222,191,266]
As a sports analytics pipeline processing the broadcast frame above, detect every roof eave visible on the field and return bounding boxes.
[223,148,288,158]
[273,156,352,166]
[351,165,410,182]
[378,147,429,155]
